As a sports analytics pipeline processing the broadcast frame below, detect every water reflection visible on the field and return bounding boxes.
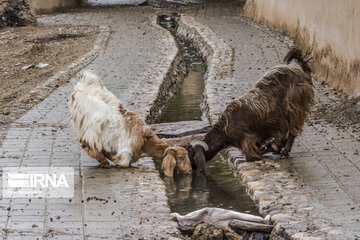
[157,65,205,123]
[162,155,260,216]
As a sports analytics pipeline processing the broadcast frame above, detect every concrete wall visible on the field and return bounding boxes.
[31,0,80,14]
[244,0,360,95]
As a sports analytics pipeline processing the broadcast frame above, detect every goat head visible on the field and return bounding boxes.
[162,146,192,177]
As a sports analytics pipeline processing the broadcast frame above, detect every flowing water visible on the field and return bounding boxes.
[157,16,206,123]
[164,156,260,215]
[157,15,260,216]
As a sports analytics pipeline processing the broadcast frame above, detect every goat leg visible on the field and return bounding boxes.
[88,150,109,168]
[243,134,262,161]
[80,141,110,168]
[281,134,295,157]
[194,146,207,175]
[113,151,132,168]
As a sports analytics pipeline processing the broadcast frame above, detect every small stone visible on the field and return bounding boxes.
[291,232,324,240]
[22,64,35,70]
[36,63,49,68]
[292,195,307,202]
[271,213,292,223]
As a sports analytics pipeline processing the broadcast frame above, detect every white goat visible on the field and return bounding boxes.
[70,71,192,177]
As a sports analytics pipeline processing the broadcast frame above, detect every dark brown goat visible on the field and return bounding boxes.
[175,48,314,173]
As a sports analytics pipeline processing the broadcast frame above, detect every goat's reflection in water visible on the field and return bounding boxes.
[164,172,205,201]
[163,156,260,216]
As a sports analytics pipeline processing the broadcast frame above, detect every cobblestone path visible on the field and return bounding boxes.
[0,7,181,239]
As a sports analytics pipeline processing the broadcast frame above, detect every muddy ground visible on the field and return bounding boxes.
[0,24,98,126]
[311,81,360,136]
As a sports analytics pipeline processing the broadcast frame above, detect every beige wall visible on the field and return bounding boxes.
[32,0,80,14]
[244,0,360,95]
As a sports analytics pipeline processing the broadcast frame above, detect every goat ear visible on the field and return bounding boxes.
[194,147,206,174]
[162,152,176,177]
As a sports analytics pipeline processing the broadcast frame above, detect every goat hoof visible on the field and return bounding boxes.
[115,162,131,168]
[280,153,289,159]
[100,163,110,168]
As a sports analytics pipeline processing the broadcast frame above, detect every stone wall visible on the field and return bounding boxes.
[31,0,80,14]
[244,0,360,95]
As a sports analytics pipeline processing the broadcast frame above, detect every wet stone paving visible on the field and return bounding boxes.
[0,7,181,239]
[0,2,360,240]
[188,2,360,237]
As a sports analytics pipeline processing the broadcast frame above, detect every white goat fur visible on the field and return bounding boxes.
[70,71,147,167]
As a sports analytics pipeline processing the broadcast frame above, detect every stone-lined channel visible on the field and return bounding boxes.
[156,15,259,216]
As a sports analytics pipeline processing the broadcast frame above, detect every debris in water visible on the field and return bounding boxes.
[172,207,270,227]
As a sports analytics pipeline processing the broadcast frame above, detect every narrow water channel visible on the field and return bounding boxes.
[157,15,260,216]
[157,16,205,123]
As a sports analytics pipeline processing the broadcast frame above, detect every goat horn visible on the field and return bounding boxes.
[163,146,177,157]
[190,140,209,152]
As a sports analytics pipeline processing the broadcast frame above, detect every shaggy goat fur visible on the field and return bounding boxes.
[70,71,192,176]
[184,48,314,173]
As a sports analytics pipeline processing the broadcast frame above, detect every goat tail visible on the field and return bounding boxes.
[79,70,104,88]
[282,47,311,74]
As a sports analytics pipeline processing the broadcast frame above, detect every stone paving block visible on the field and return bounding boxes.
[46,209,82,221]
[0,221,7,229]
[10,215,45,222]
[46,221,83,235]
[44,235,83,240]
[9,221,44,233]
[11,209,45,216]
[7,235,43,240]
[85,210,119,221]
[0,159,22,167]
[12,199,45,204]
[84,222,122,235]
[0,7,183,239]
[326,204,359,214]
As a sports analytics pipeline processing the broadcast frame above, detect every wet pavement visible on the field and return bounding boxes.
[0,2,359,239]
[0,7,181,239]
[185,2,360,237]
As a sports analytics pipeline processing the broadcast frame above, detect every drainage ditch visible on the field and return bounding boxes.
[157,15,260,217]
[156,15,205,123]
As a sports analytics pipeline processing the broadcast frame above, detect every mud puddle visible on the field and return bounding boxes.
[156,15,259,216]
